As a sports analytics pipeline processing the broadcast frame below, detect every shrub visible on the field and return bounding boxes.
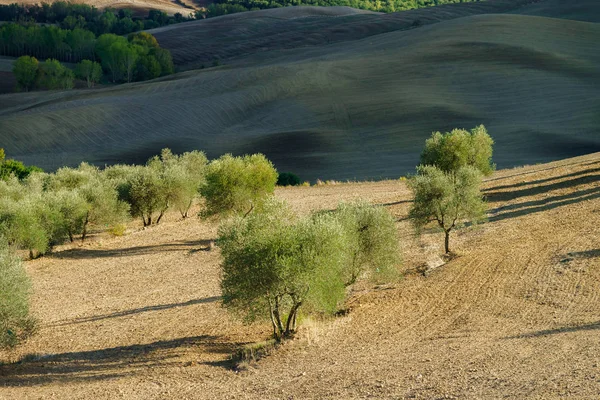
[0,149,43,181]
[74,59,102,88]
[329,201,400,286]
[421,125,495,176]
[0,239,36,349]
[13,55,38,92]
[277,172,301,187]
[38,58,75,90]
[408,165,486,254]
[47,163,129,240]
[147,148,208,219]
[106,165,164,227]
[218,198,348,340]
[200,153,278,218]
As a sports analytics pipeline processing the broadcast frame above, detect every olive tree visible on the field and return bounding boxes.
[147,148,208,219]
[47,163,129,240]
[218,199,348,340]
[200,153,278,218]
[0,239,36,349]
[421,125,495,176]
[106,165,163,227]
[408,165,486,254]
[330,201,401,286]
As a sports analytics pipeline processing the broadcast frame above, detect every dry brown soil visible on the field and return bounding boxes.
[1,153,600,398]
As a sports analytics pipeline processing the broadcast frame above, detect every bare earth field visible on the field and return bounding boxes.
[1,153,599,399]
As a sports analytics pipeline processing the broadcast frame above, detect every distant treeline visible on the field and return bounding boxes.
[0,2,193,35]
[3,23,174,79]
[202,0,480,17]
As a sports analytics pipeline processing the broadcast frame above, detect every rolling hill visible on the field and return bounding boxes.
[0,0,599,181]
[1,153,599,398]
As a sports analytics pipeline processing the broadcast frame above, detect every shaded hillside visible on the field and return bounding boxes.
[151,0,542,70]
[1,154,599,398]
[1,9,599,180]
[512,0,600,22]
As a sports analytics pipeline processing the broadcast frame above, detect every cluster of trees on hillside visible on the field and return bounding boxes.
[201,0,478,18]
[0,3,193,35]
[10,31,174,90]
[0,125,493,351]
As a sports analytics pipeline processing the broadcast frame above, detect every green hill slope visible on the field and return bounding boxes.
[1,6,599,180]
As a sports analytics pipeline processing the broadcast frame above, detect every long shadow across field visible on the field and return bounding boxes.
[54,239,213,259]
[505,321,600,339]
[50,296,221,327]
[484,165,600,192]
[0,335,244,386]
[484,173,600,203]
[488,185,600,222]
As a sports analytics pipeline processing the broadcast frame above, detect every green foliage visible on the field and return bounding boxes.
[0,3,193,36]
[0,239,36,349]
[46,163,129,241]
[421,125,495,176]
[200,153,278,218]
[277,172,301,187]
[106,164,164,227]
[0,158,43,181]
[147,148,208,218]
[74,59,102,88]
[218,198,348,339]
[408,165,486,254]
[330,201,400,286]
[13,55,38,92]
[0,196,51,256]
[202,0,479,17]
[38,58,74,90]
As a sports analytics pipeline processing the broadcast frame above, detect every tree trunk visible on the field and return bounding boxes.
[444,230,451,254]
[81,212,89,242]
[273,296,284,339]
[285,301,302,335]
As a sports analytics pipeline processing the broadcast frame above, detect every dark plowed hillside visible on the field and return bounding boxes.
[1,13,599,180]
[151,0,542,70]
[512,0,600,22]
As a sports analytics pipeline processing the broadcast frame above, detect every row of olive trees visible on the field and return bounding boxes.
[0,149,279,350]
[0,163,129,257]
[408,125,494,254]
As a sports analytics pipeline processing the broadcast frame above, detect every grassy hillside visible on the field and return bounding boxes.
[1,154,599,398]
[1,5,599,181]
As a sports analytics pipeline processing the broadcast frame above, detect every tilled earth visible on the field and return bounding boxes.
[1,154,600,399]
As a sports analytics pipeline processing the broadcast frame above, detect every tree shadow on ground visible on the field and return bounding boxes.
[484,173,600,203]
[564,249,600,259]
[483,159,600,184]
[53,239,214,259]
[504,321,600,339]
[484,166,600,192]
[0,335,245,386]
[488,185,600,222]
[50,296,221,327]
